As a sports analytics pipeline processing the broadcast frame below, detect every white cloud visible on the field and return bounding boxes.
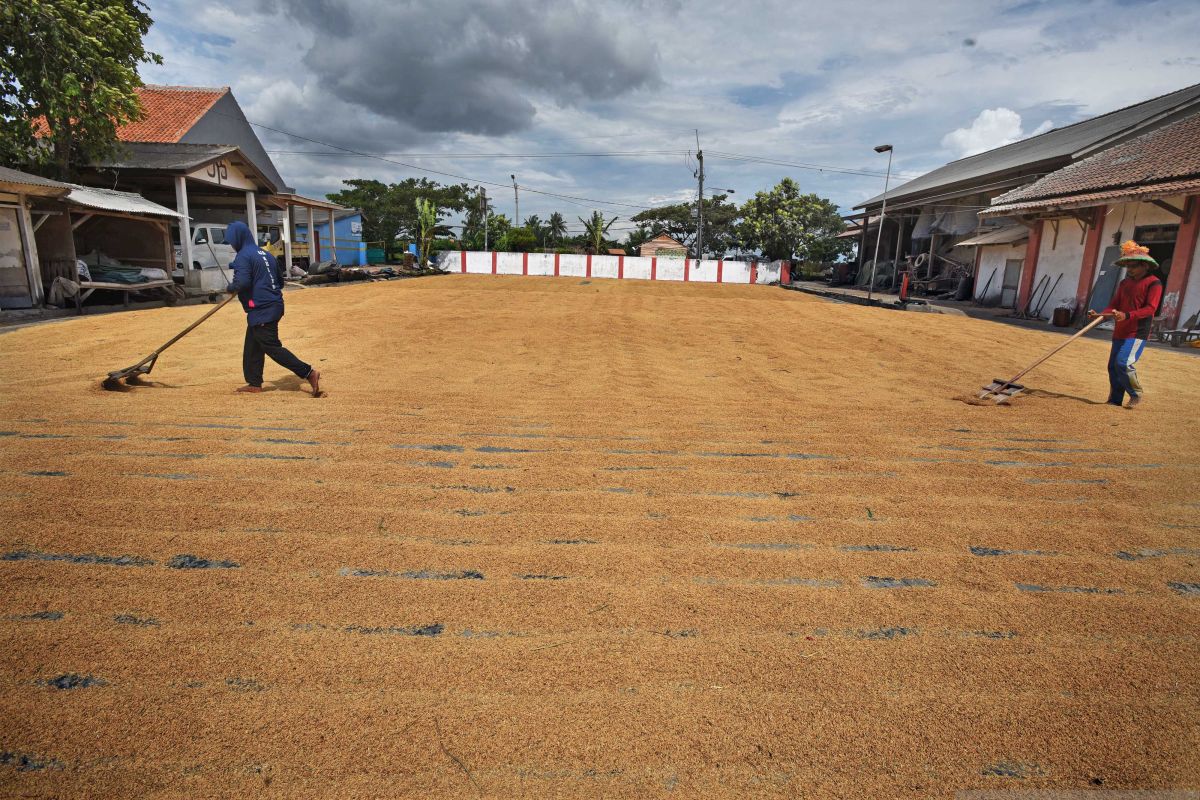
[940,108,1057,158]
[941,108,1023,157]
[135,0,1200,222]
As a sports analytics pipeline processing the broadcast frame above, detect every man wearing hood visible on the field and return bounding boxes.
[225,221,322,395]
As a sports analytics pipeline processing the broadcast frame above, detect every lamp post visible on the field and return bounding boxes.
[867,144,893,302]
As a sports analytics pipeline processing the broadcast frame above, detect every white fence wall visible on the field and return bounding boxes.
[438,251,792,286]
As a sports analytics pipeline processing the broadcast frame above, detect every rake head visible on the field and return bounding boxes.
[101,355,158,391]
[979,378,1025,404]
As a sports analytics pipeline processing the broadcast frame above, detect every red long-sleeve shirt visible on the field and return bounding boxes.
[1103,273,1162,340]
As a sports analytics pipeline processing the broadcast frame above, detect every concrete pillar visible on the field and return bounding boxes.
[175,176,193,272]
[328,208,337,263]
[282,204,293,273]
[1075,205,1107,312]
[1016,220,1044,310]
[245,191,257,232]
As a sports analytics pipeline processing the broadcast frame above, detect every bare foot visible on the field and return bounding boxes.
[236,385,263,394]
[306,368,322,396]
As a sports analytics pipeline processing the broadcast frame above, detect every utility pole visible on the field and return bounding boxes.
[511,174,519,227]
[695,130,704,259]
[480,186,488,251]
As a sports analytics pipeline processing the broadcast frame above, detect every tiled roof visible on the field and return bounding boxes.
[982,176,1200,217]
[988,111,1200,207]
[857,82,1200,210]
[33,85,227,143]
[118,85,227,142]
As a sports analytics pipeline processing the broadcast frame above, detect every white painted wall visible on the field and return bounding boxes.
[559,254,587,277]
[495,252,523,275]
[624,256,652,280]
[656,258,685,281]
[591,256,619,279]
[975,243,1024,304]
[1032,217,1088,317]
[527,252,554,276]
[440,252,769,285]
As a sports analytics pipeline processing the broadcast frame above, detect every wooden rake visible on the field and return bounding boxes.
[980,315,1105,403]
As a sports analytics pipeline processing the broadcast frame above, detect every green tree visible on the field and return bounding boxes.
[623,224,653,256]
[629,193,739,257]
[522,214,546,246]
[498,227,538,252]
[0,0,161,178]
[327,178,469,261]
[415,196,437,269]
[578,210,618,254]
[547,212,567,245]
[737,178,848,263]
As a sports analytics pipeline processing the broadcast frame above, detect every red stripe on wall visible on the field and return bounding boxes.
[586,254,592,278]
[554,253,560,277]
[618,254,624,280]
[684,259,690,282]
[1075,206,1107,310]
[491,250,498,275]
[1016,221,1044,309]
[522,252,528,275]
[460,250,467,273]
[717,260,723,283]
[750,261,758,284]
[651,257,657,281]
[781,261,791,285]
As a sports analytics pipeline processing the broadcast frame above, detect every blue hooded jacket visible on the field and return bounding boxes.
[226,221,284,325]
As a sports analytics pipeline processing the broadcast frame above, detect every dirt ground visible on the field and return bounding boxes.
[1,274,1197,798]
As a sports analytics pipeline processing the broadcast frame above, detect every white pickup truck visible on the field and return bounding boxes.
[172,223,236,276]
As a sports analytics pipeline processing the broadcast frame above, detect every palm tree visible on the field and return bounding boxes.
[547,212,567,245]
[523,215,545,247]
[578,210,619,254]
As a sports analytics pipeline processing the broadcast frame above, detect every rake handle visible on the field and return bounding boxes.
[1002,315,1106,387]
[137,292,236,367]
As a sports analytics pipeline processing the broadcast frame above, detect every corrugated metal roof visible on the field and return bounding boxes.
[988,110,1200,207]
[92,142,239,172]
[856,82,1200,210]
[954,226,1029,247]
[0,165,69,193]
[981,176,1200,217]
[65,185,182,218]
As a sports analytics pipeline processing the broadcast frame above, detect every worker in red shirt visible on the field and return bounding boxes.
[1087,240,1162,408]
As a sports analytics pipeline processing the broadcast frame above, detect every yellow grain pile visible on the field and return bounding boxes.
[1,275,1197,798]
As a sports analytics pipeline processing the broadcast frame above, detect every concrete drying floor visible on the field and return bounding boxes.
[1,275,1197,798]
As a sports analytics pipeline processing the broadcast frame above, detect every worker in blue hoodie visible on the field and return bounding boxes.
[225,221,322,395]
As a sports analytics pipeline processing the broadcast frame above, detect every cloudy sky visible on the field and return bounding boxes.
[141,0,1200,239]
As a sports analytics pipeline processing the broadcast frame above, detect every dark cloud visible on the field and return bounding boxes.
[253,0,661,136]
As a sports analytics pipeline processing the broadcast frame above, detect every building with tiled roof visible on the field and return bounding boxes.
[985,111,1200,215]
[37,84,288,192]
[846,82,1200,306]
[975,110,1200,330]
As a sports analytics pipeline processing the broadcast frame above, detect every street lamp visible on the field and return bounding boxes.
[867,144,893,302]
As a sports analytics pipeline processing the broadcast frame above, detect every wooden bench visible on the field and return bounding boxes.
[74,279,178,314]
